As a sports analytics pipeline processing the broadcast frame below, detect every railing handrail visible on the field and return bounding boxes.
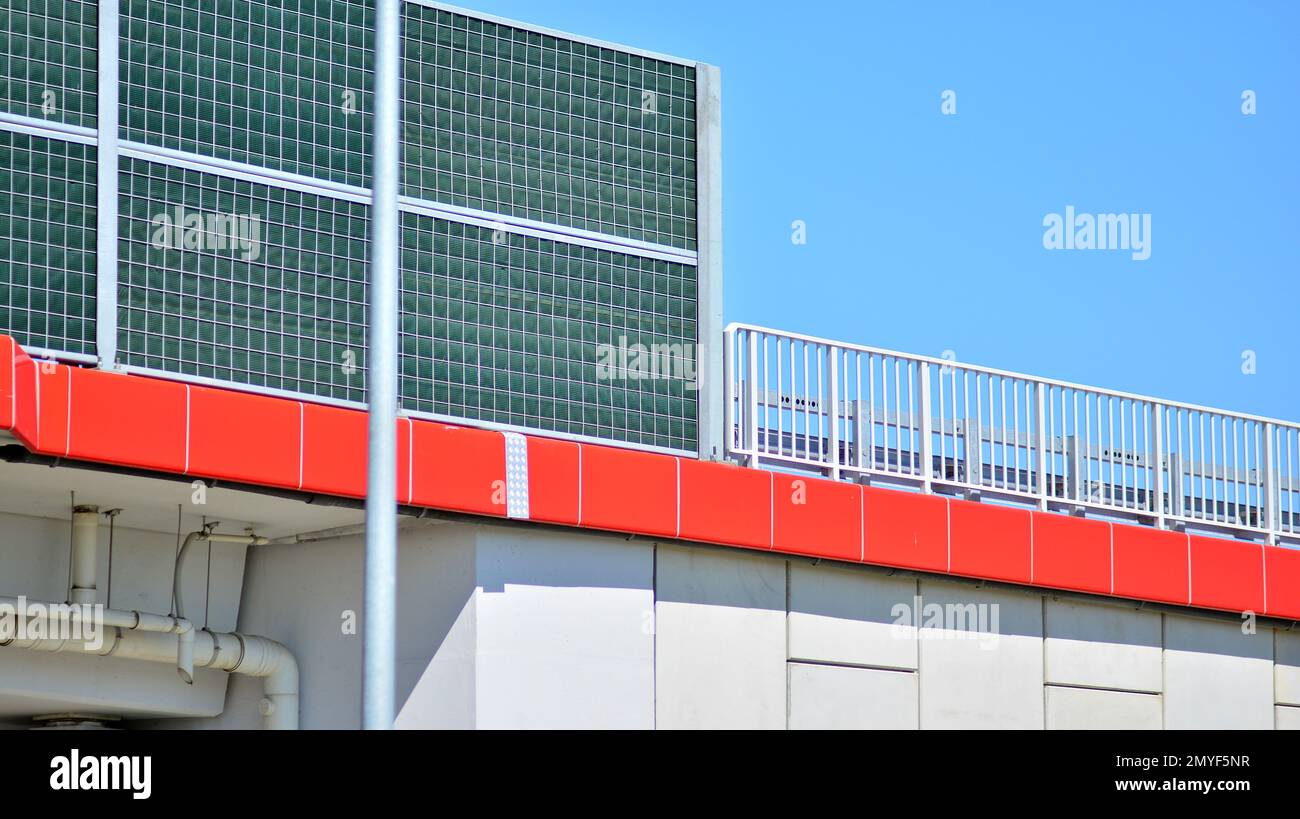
[725,322,1300,431]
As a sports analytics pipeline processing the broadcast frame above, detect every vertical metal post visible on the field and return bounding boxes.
[1035,384,1048,510]
[743,330,758,466]
[363,0,401,731]
[919,362,932,492]
[1263,423,1277,544]
[1151,403,1166,528]
[96,0,120,368]
[694,64,723,462]
[827,347,840,480]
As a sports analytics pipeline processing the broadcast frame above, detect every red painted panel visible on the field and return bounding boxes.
[0,336,14,431]
[9,350,38,448]
[1112,525,1189,605]
[66,369,187,474]
[948,499,1033,585]
[396,418,412,505]
[32,361,70,456]
[1189,535,1266,614]
[300,403,367,498]
[410,421,505,517]
[862,486,949,573]
[1031,513,1112,595]
[772,475,860,562]
[527,437,580,526]
[187,386,300,489]
[679,458,771,550]
[579,444,677,537]
[1263,545,1300,620]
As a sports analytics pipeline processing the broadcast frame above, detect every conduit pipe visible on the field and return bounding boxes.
[0,602,298,729]
[70,505,100,606]
[0,594,194,679]
[173,528,268,621]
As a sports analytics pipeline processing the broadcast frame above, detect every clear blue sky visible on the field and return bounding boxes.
[459,0,1298,421]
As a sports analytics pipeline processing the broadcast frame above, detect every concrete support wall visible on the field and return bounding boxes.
[3,494,1297,729]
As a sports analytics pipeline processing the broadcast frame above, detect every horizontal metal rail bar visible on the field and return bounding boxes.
[726,323,1300,546]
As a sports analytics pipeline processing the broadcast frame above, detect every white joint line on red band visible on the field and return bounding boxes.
[945,497,951,573]
[6,342,15,433]
[64,366,71,457]
[674,457,680,539]
[768,471,774,550]
[502,431,529,520]
[1261,542,1268,616]
[7,341,14,431]
[183,385,191,474]
[33,361,40,444]
[1108,522,1115,595]
[858,485,865,562]
[1028,512,1034,584]
[405,418,413,503]
[296,402,304,490]
[1186,533,1193,606]
[576,443,583,526]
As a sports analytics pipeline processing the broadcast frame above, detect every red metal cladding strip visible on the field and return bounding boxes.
[3,337,1299,619]
[1030,512,1112,596]
[526,437,581,526]
[579,444,677,537]
[31,362,71,456]
[0,336,14,431]
[410,421,506,517]
[1264,545,1300,620]
[397,418,412,505]
[678,458,772,551]
[1112,525,1190,606]
[9,350,38,449]
[862,486,949,574]
[947,498,1033,585]
[772,474,860,562]
[65,368,187,474]
[187,385,300,489]
[300,402,368,499]
[1188,535,1266,615]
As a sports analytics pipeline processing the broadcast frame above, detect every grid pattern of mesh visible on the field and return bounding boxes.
[0,0,98,128]
[0,130,97,355]
[120,0,374,187]
[117,156,369,401]
[400,212,697,451]
[403,4,697,251]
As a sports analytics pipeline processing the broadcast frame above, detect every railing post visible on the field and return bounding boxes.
[1151,403,1166,529]
[1036,383,1048,511]
[744,330,759,466]
[723,326,734,460]
[965,383,981,496]
[1263,422,1277,544]
[919,362,933,493]
[828,347,840,480]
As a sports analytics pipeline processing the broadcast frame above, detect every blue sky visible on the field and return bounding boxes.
[458,0,1298,420]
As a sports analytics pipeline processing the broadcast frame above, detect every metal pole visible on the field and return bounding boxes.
[363,0,401,731]
[96,0,120,369]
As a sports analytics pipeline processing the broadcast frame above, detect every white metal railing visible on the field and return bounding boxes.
[725,323,1300,546]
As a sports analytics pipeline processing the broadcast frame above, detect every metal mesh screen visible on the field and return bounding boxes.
[403,4,697,251]
[0,130,97,355]
[400,211,698,451]
[0,0,98,128]
[117,156,369,401]
[120,0,374,187]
